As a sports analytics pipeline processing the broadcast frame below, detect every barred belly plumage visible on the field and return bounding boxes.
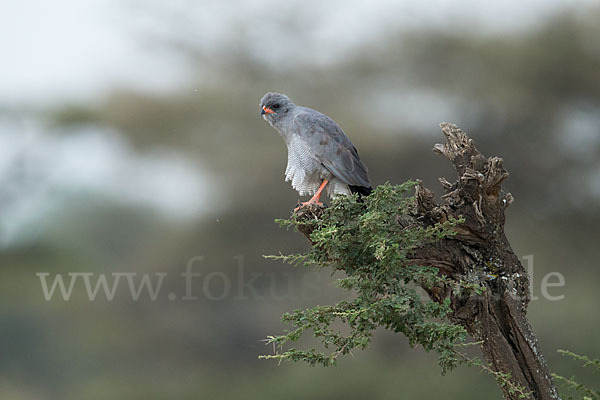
[285,138,351,197]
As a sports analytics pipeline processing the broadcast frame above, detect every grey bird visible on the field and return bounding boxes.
[260,92,372,207]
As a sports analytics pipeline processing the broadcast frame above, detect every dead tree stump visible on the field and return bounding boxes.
[294,123,559,400]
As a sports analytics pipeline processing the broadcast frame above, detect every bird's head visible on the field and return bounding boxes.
[260,92,294,123]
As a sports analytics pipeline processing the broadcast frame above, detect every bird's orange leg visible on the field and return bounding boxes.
[295,179,329,210]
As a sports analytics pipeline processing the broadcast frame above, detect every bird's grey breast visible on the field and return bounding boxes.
[284,135,326,196]
[287,136,321,173]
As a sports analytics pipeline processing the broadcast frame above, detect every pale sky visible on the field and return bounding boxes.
[1,0,597,105]
[0,0,597,246]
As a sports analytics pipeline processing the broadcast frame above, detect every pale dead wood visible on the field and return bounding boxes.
[293,123,559,400]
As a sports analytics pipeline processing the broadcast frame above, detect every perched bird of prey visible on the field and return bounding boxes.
[260,92,372,207]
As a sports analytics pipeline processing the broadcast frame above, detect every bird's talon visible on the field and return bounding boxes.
[293,201,325,213]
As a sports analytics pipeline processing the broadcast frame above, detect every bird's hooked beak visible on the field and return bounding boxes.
[261,105,274,115]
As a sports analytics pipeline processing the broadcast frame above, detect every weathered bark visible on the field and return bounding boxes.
[294,123,559,400]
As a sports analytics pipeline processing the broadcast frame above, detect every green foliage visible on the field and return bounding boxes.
[552,350,600,399]
[262,182,469,373]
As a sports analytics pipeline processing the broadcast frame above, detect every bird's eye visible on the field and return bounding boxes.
[273,103,280,109]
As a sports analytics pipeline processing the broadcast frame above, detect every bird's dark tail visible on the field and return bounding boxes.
[349,185,373,198]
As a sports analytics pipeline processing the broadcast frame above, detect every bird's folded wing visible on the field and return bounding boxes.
[292,111,370,188]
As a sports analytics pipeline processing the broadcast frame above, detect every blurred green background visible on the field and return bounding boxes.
[1,1,600,399]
